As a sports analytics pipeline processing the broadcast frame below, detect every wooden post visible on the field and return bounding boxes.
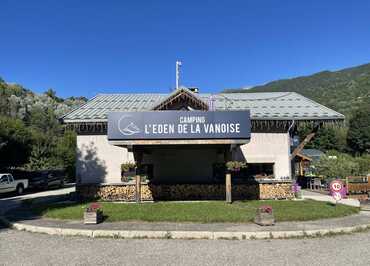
[133,147,143,203]
[135,175,141,203]
[224,145,233,204]
[226,173,232,203]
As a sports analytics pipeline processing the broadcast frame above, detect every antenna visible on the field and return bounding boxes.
[176,60,182,90]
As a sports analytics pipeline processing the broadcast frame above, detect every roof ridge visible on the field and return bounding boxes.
[96,93,168,95]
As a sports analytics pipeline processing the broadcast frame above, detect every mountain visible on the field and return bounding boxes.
[224,63,370,118]
[0,76,87,175]
[0,77,87,120]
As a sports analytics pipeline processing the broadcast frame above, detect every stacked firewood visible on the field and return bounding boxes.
[78,183,294,201]
[259,183,294,199]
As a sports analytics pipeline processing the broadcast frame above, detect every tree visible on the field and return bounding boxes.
[28,106,61,134]
[297,126,346,152]
[55,130,77,181]
[45,88,63,103]
[315,151,360,180]
[347,106,370,155]
[0,116,32,169]
[26,129,58,170]
[45,88,56,99]
[356,154,370,176]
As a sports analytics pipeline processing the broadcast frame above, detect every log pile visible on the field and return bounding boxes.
[259,183,294,199]
[149,184,226,200]
[77,184,137,201]
[77,182,293,201]
[141,185,154,201]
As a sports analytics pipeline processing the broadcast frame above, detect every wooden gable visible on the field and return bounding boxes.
[152,88,209,111]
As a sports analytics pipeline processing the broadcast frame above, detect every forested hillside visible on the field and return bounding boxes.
[225,63,370,118]
[0,77,87,178]
[224,63,370,154]
[1,62,369,180]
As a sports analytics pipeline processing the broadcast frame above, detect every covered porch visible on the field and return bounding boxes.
[79,138,293,203]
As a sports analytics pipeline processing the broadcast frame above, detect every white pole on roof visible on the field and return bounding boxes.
[176,60,182,90]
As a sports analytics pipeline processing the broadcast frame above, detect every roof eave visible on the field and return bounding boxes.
[62,116,345,124]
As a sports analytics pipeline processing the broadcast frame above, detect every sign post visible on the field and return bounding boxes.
[329,179,346,206]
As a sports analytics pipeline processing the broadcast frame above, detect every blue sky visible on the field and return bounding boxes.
[1,0,370,98]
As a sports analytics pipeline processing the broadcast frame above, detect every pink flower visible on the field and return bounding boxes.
[89,202,101,211]
[259,205,273,213]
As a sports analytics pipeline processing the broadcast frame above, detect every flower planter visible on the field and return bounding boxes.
[84,210,103,224]
[254,206,275,226]
[84,203,103,224]
[295,191,302,199]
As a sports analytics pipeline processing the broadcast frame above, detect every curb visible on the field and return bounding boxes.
[1,216,369,240]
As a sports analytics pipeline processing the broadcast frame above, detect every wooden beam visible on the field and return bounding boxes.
[226,173,232,203]
[290,125,320,160]
[109,139,250,146]
[133,148,143,203]
[135,175,141,203]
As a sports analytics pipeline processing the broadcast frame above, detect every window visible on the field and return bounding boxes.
[247,163,274,178]
[7,175,14,182]
[0,175,9,184]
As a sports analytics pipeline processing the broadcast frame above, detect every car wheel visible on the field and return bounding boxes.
[16,184,24,195]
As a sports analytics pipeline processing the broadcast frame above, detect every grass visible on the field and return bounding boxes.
[31,200,359,223]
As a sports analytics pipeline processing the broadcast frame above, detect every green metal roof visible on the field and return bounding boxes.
[301,149,325,160]
[61,91,345,123]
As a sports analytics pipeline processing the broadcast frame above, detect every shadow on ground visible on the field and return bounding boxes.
[0,192,74,231]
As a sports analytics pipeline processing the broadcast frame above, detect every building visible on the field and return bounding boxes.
[294,149,325,177]
[61,88,344,201]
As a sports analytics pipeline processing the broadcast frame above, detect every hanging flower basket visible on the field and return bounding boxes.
[225,161,247,173]
[121,162,137,183]
[254,205,275,226]
[84,202,103,224]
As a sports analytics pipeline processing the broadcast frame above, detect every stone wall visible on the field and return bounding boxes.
[77,181,293,201]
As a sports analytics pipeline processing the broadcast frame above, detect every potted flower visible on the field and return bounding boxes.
[84,202,103,224]
[254,205,275,226]
[292,182,302,199]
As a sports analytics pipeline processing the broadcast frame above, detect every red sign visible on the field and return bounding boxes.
[329,180,346,200]
[330,180,343,192]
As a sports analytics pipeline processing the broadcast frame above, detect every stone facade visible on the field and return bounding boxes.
[77,181,293,201]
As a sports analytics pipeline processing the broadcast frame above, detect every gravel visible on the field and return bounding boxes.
[1,229,370,266]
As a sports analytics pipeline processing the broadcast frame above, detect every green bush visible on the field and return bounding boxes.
[314,151,370,180]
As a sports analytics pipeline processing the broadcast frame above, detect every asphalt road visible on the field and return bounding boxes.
[1,187,370,266]
[1,229,370,266]
[0,186,75,215]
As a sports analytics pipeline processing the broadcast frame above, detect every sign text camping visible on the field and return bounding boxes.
[108,111,251,140]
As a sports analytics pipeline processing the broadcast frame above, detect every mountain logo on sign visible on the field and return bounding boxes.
[118,115,141,136]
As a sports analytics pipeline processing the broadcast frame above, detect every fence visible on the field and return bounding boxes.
[346,176,370,201]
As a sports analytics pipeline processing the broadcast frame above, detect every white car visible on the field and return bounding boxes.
[0,173,29,195]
